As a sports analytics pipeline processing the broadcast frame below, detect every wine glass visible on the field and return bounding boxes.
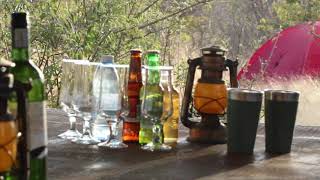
[57,59,87,139]
[71,61,99,145]
[118,65,130,121]
[97,64,129,149]
[141,66,173,151]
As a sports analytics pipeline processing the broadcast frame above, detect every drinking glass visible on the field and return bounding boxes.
[97,65,129,149]
[141,66,173,151]
[72,62,99,145]
[57,59,87,139]
[118,65,130,122]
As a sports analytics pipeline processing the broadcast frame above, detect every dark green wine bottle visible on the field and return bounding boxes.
[10,12,47,180]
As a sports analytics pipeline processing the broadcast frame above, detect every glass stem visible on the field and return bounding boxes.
[68,114,77,130]
[152,122,163,145]
[83,116,91,135]
[109,119,122,142]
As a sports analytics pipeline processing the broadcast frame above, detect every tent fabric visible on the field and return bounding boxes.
[238,21,320,80]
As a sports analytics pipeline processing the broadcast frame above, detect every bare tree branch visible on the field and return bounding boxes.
[90,0,214,60]
[138,0,215,29]
[134,0,160,18]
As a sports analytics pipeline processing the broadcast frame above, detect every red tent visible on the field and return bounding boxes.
[238,21,320,80]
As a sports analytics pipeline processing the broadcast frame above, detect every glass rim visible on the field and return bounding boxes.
[62,59,89,63]
[100,64,129,68]
[70,61,128,68]
[228,88,263,102]
[264,89,300,102]
[73,61,91,65]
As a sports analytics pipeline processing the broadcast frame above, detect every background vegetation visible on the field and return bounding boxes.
[0,0,319,109]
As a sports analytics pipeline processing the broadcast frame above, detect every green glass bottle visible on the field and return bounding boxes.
[139,50,163,144]
[10,12,47,180]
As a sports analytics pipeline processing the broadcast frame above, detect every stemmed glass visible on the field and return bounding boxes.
[71,61,99,145]
[118,65,130,127]
[141,66,173,151]
[57,59,86,139]
[97,65,129,149]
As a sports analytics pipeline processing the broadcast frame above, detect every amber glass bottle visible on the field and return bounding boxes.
[123,49,143,142]
[163,88,180,144]
[162,70,180,144]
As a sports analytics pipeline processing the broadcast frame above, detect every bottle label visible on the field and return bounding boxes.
[13,28,28,48]
[28,101,48,151]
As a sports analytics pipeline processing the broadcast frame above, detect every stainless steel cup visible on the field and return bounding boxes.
[227,88,263,154]
[264,90,300,154]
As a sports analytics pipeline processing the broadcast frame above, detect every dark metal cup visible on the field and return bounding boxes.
[227,88,263,154]
[264,90,300,154]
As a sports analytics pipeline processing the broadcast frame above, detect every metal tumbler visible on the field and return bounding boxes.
[264,90,300,154]
[227,88,263,154]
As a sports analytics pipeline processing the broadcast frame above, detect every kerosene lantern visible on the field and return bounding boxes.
[180,46,238,144]
[0,59,30,179]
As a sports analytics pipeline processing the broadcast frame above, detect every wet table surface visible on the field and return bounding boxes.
[48,109,320,180]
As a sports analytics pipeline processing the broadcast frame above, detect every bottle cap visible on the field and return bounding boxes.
[11,12,27,28]
[146,50,160,54]
[101,55,114,64]
[130,49,142,53]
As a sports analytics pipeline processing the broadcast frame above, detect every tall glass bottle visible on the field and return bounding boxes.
[123,49,142,142]
[10,12,47,180]
[139,50,162,144]
[162,70,180,144]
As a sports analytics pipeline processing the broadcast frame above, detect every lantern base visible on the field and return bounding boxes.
[187,123,227,144]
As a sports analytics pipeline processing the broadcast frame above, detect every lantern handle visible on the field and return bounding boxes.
[180,57,202,128]
[225,59,239,88]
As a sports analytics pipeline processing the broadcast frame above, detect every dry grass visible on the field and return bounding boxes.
[239,76,320,126]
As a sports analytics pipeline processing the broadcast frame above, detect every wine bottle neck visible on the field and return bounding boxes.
[11,27,29,62]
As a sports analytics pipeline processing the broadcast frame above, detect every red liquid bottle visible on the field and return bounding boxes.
[123,49,143,142]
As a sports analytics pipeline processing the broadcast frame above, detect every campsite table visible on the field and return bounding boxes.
[48,109,320,180]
